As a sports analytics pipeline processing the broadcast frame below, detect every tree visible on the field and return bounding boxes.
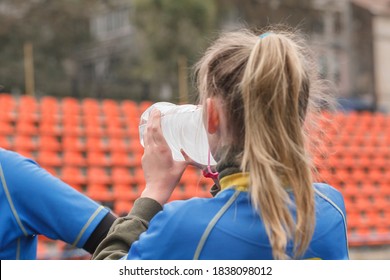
[130,0,217,102]
[0,0,98,97]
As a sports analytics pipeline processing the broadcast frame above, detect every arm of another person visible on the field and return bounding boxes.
[1,151,116,255]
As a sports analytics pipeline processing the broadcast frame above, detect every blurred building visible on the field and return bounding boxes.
[222,0,390,112]
[70,0,135,99]
[352,0,390,112]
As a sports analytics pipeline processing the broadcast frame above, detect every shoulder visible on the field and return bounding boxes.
[0,148,35,165]
[156,197,214,223]
[313,183,346,214]
[0,149,39,178]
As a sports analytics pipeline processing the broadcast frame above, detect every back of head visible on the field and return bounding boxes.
[195,26,326,259]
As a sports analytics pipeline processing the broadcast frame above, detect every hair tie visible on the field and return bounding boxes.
[259,32,272,39]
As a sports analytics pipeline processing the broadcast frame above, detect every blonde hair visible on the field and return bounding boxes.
[195,26,326,259]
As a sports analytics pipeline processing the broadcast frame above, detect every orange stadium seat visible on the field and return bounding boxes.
[110,151,134,167]
[87,167,111,185]
[37,151,63,167]
[0,121,14,136]
[107,137,129,153]
[113,200,134,216]
[39,121,61,137]
[61,97,80,115]
[102,99,120,117]
[0,135,13,150]
[37,136,61,152]
[13,135,37,151]
[15,120,38,136]
[61,166,87,186]
[106,124,126,138]
[63,151,86,166]
[85,137,108,152]
[112,167,134,185]
[82,98,100,116]
[62,136,85,152]
[86,184,113,202]
[121,100,139,118]
[87,151,111,167]
[113,184,139,201]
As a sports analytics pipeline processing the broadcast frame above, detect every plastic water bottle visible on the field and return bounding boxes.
[139,102,217,166]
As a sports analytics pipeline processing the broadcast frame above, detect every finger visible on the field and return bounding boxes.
[149,109,168,146]
[143,109,159,147]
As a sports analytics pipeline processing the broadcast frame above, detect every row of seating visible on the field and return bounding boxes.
[1,93,389,256]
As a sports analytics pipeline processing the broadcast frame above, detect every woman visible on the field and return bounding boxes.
[93,27,349,260]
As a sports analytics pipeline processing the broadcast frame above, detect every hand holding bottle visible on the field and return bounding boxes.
[140,109,188,205]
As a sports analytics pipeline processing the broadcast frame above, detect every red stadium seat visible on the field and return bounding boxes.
[107,137,129,153]
[14,135,37,151]
[85,137,108,152]
[113,200,134,216]
[86,184,113,202]
[62,136,85,152]
[61,166,87,186]
[87,167,112,185]
[37,136,61,152]
[87,151,111,167]
[112,167,134,185]
[0,135,12,150]
[0,120,14,135]
[110,151,134,167]
[63,151,86,166]
[113,184,139,201]
[37,151,62,167]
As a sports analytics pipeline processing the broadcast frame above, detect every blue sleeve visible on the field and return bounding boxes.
[1,151,109,248]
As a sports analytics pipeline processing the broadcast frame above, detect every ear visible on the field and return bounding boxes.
[206,97,219,134]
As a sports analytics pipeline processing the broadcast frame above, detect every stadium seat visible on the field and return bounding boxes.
[82,98,100,116]
[85,137,108,152]
[113,200,134,217]
[37,136,61,151]
[0,121,14,136]
[87,167,112,185]
[37,151,63,167]
[121,100,138,118]
[63,151,86,166]
[107,137,129,153]
[87,151,111,167]
[102,99,120,117]
[63,123,84,137]
[85,123,105,138]
[15,121,38,136]
[112,184,139,201]
[39,121,61,137]
[61,97,80,115]
[14,135,37,151]
[0,135,13,150]
[61,166,87,186]
[112,167,134,185]
[62,136,85,152]
[110,151,134,167]
[106,124,126,138]
[86,184,113,202]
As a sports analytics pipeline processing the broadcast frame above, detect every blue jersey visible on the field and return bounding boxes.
[0,149,109,259]
[126,173,349,259]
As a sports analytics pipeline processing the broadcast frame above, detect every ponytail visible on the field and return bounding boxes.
[241,32,315,259]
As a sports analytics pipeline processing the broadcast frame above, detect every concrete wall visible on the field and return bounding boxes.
[373,16,390,112]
